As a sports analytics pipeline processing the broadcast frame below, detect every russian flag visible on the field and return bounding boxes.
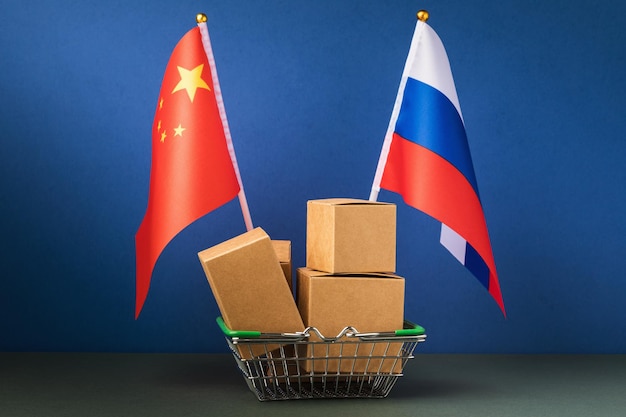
[370,16,506,316]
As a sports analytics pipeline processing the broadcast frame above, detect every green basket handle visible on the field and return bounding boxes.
[216,317,261,338]
[396,320,426,336]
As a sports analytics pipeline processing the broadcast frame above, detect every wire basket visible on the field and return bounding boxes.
[217,317,426,401]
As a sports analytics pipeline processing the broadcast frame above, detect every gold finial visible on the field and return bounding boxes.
[196,13,207,23]
[417,10,429,22]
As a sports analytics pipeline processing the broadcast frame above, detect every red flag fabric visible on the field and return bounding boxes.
[135,26,240,318]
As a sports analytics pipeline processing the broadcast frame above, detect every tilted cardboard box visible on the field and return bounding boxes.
[296,267,405,373]
[306,198,396,273]
[271,240,292,291]
[198,228,304,358]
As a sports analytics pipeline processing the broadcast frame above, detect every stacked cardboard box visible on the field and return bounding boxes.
[271,240,293,291]
[305,198,397,273]
[197,198,404,373]
[298,198,405,373]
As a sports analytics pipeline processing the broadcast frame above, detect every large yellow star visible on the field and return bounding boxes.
[171,64,211,102]
[173,124,186,137]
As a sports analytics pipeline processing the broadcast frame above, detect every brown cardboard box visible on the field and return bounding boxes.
[296,267,404,374]
[198,228,304,357]
[271,240,292,291]
[306,198,396,273]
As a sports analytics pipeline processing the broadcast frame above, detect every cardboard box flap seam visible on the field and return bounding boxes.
[310,198,393,206]
[297,268,402,280]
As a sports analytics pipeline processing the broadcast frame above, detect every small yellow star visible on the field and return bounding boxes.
[157,120,162,131]
[159,98,164,109]
[160,131,167,142]
[171,64,211,102]
[173,124,186,137]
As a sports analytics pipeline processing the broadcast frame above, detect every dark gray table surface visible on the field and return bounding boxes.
[2,353,625,416]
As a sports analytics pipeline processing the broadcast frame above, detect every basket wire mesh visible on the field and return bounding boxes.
[218,318,426,401]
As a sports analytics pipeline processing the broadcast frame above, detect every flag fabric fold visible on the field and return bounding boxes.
[370,19,505,316]
[135,25,241,319]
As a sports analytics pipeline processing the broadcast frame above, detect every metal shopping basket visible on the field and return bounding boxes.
[217,317,426,401]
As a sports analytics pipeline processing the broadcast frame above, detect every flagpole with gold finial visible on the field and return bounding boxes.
[370,10,430,202]
[196,13,254,231]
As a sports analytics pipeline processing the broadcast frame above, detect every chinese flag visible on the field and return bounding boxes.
[135,26,240,318]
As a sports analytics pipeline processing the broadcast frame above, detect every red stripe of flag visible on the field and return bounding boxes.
[381,134,505,314]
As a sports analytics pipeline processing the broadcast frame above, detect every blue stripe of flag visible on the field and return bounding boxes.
[394,77,480,197]
[464,242,490,290]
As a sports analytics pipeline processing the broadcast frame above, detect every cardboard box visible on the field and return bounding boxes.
[306,198,396,273]
[198,228,304,357]
[271,240,292,291]
[296,267,405,374]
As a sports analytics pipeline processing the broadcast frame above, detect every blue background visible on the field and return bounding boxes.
[1,0,625,353]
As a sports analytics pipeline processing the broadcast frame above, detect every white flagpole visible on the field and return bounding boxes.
[369,13,429,202]
[197,14,253,231]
